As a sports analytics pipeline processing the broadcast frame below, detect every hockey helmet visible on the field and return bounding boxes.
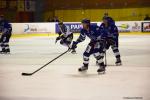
[58,21,63,25]
[81,19,90,24]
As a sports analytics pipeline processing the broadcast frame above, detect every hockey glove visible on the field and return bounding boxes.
[107,37,115,45]
[55,37,61,44]
[70,41,78,50]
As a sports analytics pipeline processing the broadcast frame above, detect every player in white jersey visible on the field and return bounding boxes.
[55,22,76,53]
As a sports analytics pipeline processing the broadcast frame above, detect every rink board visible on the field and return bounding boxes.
[11,21,150,35]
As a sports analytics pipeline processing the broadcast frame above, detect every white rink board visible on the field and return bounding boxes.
[97,21,142,32]
[11,21,150,34]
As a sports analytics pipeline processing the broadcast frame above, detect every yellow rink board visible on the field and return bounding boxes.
[11,32,150,38]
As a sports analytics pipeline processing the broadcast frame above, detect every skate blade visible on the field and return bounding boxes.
[78,71,87,75]
[0,52,11,54]
[98,71,106,75]
[78,69,87,72]
[78,69,87,73]
[71,52,77,54]
[0,52,4,54]
[116,63,122,66]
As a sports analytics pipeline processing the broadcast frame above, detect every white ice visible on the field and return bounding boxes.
[0,35,150,100]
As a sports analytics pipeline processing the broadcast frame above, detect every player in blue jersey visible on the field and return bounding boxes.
[70,19,107,73]
[100,16,122,66]
[0,15,12,54]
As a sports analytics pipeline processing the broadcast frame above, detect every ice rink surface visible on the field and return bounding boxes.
[0,34,150,100]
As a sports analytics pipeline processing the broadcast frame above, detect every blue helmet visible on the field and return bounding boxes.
[102,16,109,21]
[103,16,115,25]
[81,19,90,24]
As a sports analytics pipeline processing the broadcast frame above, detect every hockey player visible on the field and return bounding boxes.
[70,19,107,73]
[0,15,12,54]
[103,13,115,25]
[55,22,76,53]
[100,16,122,66]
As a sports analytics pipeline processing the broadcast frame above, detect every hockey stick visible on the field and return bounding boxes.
[104,39,107,67]
[104,50,107,66]
[22,49,69,76]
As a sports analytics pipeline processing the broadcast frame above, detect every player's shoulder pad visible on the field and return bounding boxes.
[80,28,86,33]
[99,23,105,28]
[107,16,114,21]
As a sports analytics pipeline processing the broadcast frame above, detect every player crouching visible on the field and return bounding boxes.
[55,22,76,53]
[70,19,107,74]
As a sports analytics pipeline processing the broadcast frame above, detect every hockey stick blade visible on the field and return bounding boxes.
[22,73,32,76]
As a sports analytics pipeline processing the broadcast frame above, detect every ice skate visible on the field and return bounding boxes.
[78,64,88,72]
[97,63,106,74]
[115,58,122,66]
[0,51,4,54]
[5,49,10,54]
[0,49,6,54]
[71,49,76,54]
